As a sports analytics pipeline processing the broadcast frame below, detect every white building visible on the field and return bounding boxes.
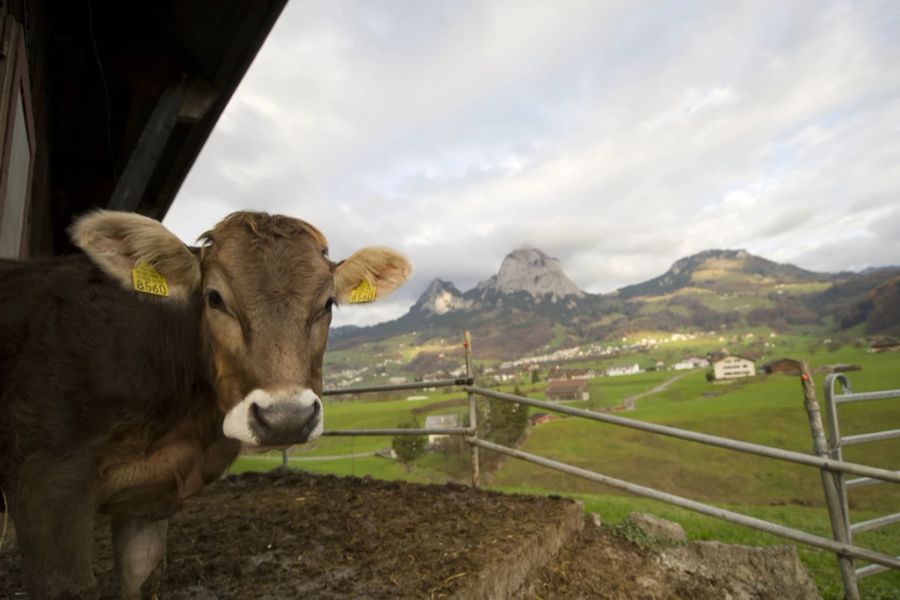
[713,356,756,380]
[673,357,710,371]
[606,363,641,377]
[424,414,460,446]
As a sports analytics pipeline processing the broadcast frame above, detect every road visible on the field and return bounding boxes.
[621,373,688,411]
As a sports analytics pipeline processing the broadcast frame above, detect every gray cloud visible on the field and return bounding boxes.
[165,0,900,326]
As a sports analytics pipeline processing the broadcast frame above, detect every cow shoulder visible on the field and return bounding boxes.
[70,211,201,302]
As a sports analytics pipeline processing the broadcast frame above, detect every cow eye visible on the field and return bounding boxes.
[206,289,226,311]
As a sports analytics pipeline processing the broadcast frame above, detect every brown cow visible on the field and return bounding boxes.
[0,210,411,599]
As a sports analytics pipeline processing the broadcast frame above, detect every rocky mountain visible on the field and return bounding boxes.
[617,249,829,298]
[328,247,900,361]
[409,279,473,316]
[472,247,585,302]
[408,248,585,318]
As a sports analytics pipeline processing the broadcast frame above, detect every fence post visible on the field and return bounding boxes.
[465,330,480,488]
[800,363,859,600]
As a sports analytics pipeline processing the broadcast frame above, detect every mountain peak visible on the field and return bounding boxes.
[618,248,826,298]
[410,279,471,315]
[476,247,584,300]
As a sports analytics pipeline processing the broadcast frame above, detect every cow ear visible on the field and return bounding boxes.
[70,210,201,302]
[335,247,412,304]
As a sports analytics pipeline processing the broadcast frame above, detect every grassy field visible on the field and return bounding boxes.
[233,343,900,598]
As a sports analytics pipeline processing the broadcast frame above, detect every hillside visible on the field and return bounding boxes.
[326,248,899,379]
[616,249,830,298]
[838,274,900,336]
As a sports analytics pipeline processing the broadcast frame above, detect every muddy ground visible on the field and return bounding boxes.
[0,470,816,599]
[2,470,581,599]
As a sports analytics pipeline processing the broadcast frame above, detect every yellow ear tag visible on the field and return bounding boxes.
[131,261,169,297]
[348,279,376,304]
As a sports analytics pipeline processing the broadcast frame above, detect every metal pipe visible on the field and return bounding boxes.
[857,562,897,579]
[808,368,858,598]
[834,390,900,404]
[841,429,900,446]
[850,513,900,535]
[823,377,853,545]
[464,331,480,489]
[466,385,900,484]
[322,427,472,437]
[322,378,473,396]
[470,437,900,573]
[846,475,896,489]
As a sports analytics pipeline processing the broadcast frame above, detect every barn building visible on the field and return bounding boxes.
[760,358,802,376]
[0,0,286,258]
[545,379,590,402]
[712,356,756,380]
[870,338,900,353]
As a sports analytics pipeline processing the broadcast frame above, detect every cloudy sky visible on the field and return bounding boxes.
[165,0,900,327]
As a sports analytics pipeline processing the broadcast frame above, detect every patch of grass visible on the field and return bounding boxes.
[606,519,683,552]
[494,486,900,600]
[231,453,450,484]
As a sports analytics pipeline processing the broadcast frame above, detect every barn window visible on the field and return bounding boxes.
[0,16,34,259]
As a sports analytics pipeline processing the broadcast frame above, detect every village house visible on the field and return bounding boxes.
[545,380,590,402]
[760,358,802,376]
[549,368,597,380]
[673,356,710,371]
[424,414,460,447]
[606,363,641,377]
[870,337,900,353]
[706,351,729,364]
[816,364,862,374]
[491,367,519,383]
[528,413,555,426]
[713,356,756,380]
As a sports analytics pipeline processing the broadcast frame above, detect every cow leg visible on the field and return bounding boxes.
[112,515,168,599]
[12,478,98,599]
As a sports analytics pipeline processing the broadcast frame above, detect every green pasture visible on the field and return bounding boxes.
[494,352,900,510]
[235,345,899,597]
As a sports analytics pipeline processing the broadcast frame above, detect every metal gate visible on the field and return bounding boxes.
[801,372,900,599]
[314,333,899,599]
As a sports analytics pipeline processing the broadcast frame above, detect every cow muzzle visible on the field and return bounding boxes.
[222,388,324,447]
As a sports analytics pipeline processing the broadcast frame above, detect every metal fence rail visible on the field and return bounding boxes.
[467,386,900,485]
[470,438,900,571]
[322,377,473,396]
[802,373,900,596]
[317,332,899,600]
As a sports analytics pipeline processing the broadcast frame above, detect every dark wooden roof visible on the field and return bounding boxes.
[12,0,286,255]
[546,380,588,394]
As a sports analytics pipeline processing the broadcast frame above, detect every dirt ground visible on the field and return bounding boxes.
[521,519,819,600]
[1,471,580,599]
[0,470,817,599]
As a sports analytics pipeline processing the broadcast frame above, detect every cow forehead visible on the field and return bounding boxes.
[201,212,334,298]
[203,211,329,251]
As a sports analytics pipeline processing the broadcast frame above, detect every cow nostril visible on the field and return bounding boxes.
[250,402,271,432]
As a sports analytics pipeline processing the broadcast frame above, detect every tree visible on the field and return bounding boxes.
[531,369,541,384]
[485,391,529,447]
[392,418,427,464]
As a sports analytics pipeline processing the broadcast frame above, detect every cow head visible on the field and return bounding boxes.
[71,210,411,448]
